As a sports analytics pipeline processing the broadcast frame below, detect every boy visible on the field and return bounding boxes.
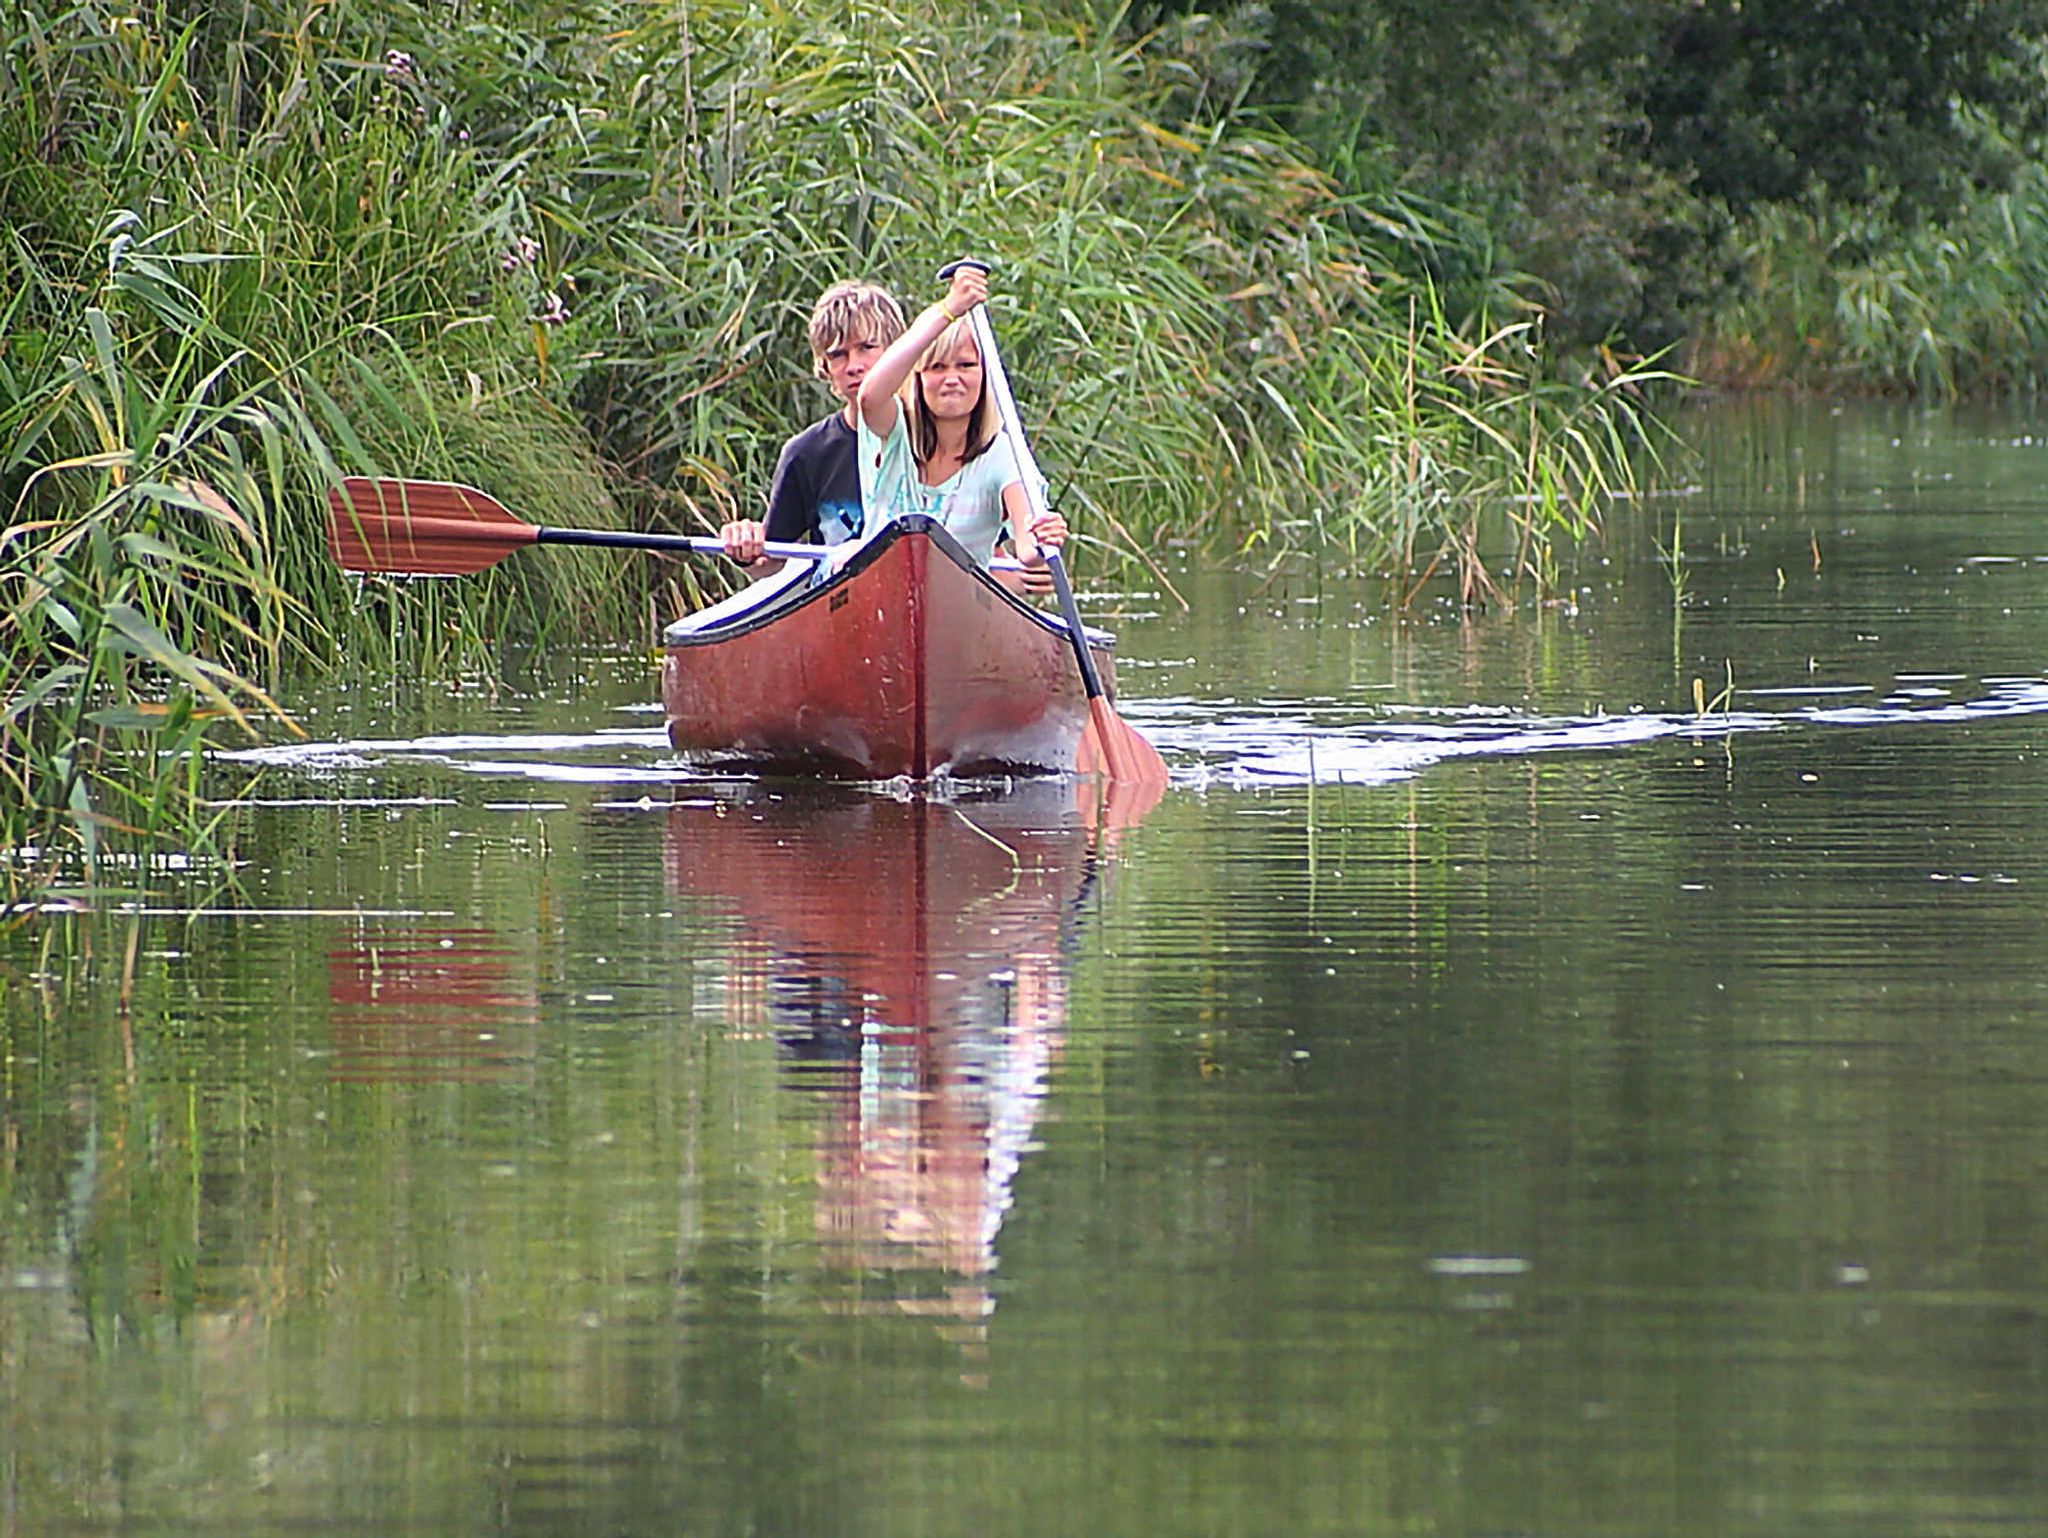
[719,280,905,574]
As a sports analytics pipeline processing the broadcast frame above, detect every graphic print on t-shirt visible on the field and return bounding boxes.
[816,499,861,545]
[765,414,864,547]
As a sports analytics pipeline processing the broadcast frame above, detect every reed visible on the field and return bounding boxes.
[2,0,631,907]
[566,1,1663,601]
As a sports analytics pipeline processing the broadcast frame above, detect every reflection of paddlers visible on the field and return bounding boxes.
[663,779,1141,1030]
[665,781,1153,1318]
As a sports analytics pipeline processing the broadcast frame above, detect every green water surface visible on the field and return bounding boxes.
[5,398,2048,1536]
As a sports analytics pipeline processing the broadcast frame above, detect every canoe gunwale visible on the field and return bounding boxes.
[660,514,1114,655]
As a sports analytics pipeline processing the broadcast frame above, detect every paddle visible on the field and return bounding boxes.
[325,477,830,577]
[942,261,1168,785]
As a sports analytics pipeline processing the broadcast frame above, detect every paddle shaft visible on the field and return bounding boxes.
[529,524,824,562]
[959,288,1166,784]
[961,303,1092,690]
[1040,549,1107,698]
[326,479,840,576]
[532,522,1027,571]
[329,480,1041,580]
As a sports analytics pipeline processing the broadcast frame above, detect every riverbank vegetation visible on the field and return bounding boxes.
[1162,0,2048,392]
[19,1,2048,909]
[4,0,1667,907]
[1694,164,2048,396]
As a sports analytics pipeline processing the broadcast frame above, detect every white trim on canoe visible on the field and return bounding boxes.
[662,558,812,644]
[659,517,1113,651]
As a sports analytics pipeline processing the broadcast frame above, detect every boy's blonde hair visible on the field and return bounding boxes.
[807,280,906,379]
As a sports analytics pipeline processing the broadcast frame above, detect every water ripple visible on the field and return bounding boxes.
[1136,672,2048,784]
[221,728,686,785]
[218,676,2048,791]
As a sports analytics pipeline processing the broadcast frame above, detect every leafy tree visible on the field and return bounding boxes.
[1639,1,2048,216]
[1135,0,2048,346]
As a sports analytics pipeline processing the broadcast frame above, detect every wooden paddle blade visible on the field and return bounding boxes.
[1079,697,1168,787]
[1075,732,1167,845]
[327,478,539,576]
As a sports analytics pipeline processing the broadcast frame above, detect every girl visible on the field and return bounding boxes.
[855,265,1067,574]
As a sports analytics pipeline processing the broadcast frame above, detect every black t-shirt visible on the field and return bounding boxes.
[764,412,862,546]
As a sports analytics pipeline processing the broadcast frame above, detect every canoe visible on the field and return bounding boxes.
[659,513,1119,779]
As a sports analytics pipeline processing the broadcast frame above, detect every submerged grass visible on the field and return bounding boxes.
[2,0,1658,914]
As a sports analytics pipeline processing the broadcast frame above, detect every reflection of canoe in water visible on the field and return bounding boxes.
[662,777,1154,1031]
[324,927,538,1084]
[658,514,1121,780]
[664,780,1156,1303]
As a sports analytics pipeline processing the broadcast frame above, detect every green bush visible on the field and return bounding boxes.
[1693,159,2048,395]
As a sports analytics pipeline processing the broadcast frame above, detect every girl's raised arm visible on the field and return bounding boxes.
[856,265,989,435]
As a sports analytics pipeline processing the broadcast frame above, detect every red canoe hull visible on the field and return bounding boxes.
[660,515,1117,779]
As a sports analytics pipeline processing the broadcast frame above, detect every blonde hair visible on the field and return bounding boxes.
[911,319,998,467]
[807,280,906,380]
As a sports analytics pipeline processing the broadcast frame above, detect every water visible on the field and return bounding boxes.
[7,398,2048,1535]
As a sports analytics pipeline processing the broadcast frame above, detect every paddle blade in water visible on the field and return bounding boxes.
[327,478,539,576]
[1079,696,1169,787]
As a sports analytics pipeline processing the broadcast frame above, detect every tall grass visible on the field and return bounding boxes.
[1693,162,2048,396]
[3,0,1657,911]
[3,2,632,909]
[528,0,1662,583]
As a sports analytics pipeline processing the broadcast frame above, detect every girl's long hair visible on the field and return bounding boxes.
[910,319,997,469]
